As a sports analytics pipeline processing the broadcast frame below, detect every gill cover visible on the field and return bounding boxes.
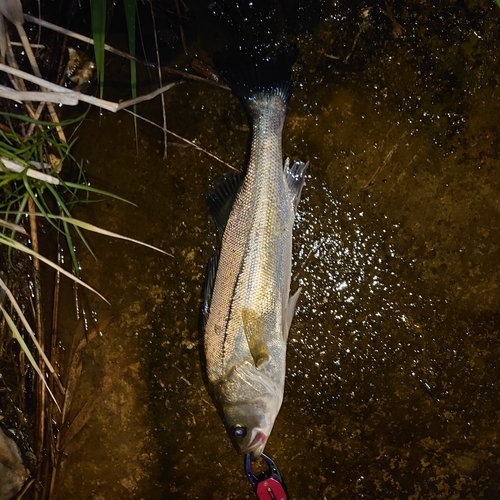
[216,362,282,459]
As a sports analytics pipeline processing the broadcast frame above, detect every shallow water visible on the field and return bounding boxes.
[55,1,500,498]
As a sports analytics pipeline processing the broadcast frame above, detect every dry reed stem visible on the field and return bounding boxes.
[161,64,229,90]
[49,247,65,397]
[0,277,55,372]
[124,108,239,172]
[149,0,168,159]
[28,196,46,500]
[0,89,79,104]
[1,157,61,185]
[12,19,66,143]
[3,29,39,121]
[0,63,183,111]
[174,0,188,55]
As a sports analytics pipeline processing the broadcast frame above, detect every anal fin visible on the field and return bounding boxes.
[283,287,301,341]
[284,158,309,212]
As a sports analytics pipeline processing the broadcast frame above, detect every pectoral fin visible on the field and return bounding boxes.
[283,287,301,341]
[241,308,269,368]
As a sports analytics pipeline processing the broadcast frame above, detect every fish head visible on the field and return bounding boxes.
[222,399,274,460]
[215,362,283,460]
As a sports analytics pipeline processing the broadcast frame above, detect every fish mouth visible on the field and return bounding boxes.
[246,429,268,460]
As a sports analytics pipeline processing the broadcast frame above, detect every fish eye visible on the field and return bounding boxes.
[231,424,247,438]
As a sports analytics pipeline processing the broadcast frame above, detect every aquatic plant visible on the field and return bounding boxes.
[0,1,176,497]
[0,98,177,500]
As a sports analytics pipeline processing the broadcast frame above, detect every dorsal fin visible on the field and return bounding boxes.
[206,171,242,237]
[201,247,219,330]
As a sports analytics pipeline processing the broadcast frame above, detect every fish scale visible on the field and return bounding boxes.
[208,95,288,371]
[202,46,308,460]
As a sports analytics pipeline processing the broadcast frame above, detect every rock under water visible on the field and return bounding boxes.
[0,426,28,500]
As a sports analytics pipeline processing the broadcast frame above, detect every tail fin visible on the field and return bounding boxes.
[214,45,297,108]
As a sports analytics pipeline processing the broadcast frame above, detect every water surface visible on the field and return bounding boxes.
[57,1,500,498]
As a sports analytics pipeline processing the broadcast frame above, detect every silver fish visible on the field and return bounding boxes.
[202,46,308,460]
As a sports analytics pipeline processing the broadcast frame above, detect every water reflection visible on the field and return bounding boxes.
[289,181,425,388]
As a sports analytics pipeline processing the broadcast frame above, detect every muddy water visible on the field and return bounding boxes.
[56,1,500,499]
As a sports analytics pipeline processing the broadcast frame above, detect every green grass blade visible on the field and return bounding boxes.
[62,181,137,205]
[6,196,28,266]
[124,0,138,148]
[90,0,107,98]
[0,218,28,235]
[53,215,172,256]
[2,211,172,256]
[21,176,61,236]
[0,233,109,303]
[0,110,87,127]
[46,183,96,266]
[0,277,55,373]
[0,304,61,412]
[61,217,82,273]
[124,0,137,97]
